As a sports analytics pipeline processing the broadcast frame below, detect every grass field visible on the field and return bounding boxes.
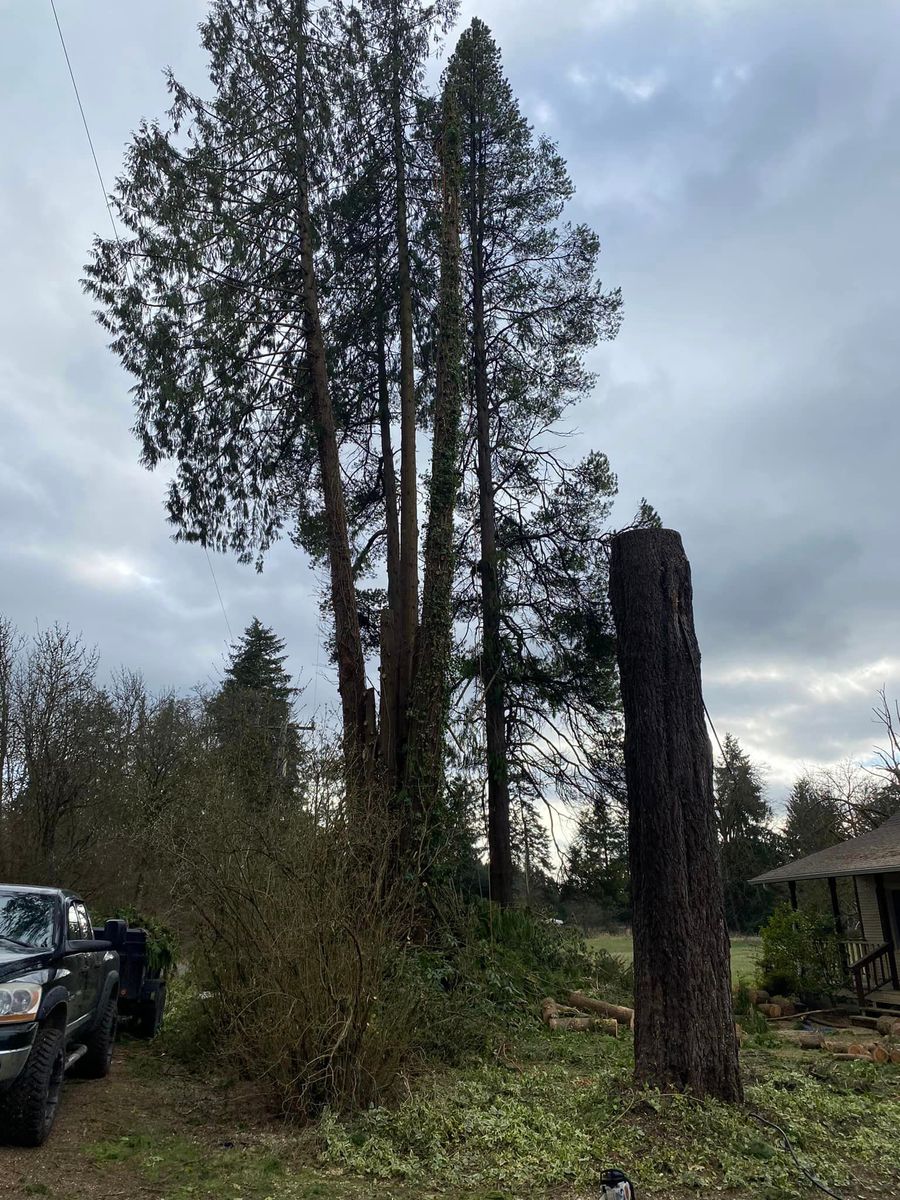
[588,932,761,981]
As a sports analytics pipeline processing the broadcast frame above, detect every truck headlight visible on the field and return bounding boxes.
[0,982,42,1023]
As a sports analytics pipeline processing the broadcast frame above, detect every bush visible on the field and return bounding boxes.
[758,903,843,998]
[162,768,419,1118]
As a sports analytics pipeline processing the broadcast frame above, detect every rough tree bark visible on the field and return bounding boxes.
[608,527,743,1103]
[390,0,419,773]
[468,52,514,908]
[293,0,370,786]
[404,88,464,822]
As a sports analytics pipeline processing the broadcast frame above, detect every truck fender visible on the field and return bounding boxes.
[98,970,120,1012]
[37,984,69,1027]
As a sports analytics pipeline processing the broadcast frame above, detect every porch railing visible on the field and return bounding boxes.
[849,942,894,1005]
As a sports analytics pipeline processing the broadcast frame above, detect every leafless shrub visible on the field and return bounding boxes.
[163,759,417,1118]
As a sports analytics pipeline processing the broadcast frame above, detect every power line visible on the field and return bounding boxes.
[49,2,236,650]
[49,0,121,248]
[204,546,234,643]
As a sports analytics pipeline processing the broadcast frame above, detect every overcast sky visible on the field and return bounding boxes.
[1,0,898,805]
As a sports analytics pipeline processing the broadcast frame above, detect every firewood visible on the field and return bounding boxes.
[548,1015,618,1036]
[773,1030,823,1048]
[567,992,635,1028]
[823,1039,850,1054]
[541,997,561,1025]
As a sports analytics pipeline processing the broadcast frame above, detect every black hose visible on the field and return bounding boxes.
[750,1113,846,1200]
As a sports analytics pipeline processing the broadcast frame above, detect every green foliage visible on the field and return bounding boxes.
[714,734,784,932]
[320,1033,900,1196]
[87,1133,285,1200]
[109,906,178,977]
[758,903,843,998]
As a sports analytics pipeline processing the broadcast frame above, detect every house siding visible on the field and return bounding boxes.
[884,872,900,943]
[856,877,884,944]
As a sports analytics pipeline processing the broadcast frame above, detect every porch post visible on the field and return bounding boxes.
[874,875,899,989]
[788,881,798,911]
[828,877,847,975]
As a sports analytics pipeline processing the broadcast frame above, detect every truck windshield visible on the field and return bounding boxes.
[0,892,56,950]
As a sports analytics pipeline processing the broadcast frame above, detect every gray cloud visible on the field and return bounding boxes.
[1,0,899,801]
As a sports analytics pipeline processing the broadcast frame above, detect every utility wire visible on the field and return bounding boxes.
[49,0,234,649]
[750,1113,846,1200]
[49,0,122,248]
[204,546,234,643]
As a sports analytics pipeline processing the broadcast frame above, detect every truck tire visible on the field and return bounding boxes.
[0,1025,66,1146]
[76,996,118,1078]
[133,983,166,1039]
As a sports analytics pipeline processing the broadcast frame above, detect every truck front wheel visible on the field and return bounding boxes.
[0,1026,65,1146]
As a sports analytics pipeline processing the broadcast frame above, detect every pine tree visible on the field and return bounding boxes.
[561,794,630,926]
[212,619,301,806]
[444,19,624,904]
[783,775,843,860]
[714,734,782,931]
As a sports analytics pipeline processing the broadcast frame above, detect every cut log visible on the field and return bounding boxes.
[774,1031,824,1049]
[541,997,561,1025]
[548,1016,618,1036]
[823,1039,851,1054]
[891,1049,900,1065]
[849,1015,879,1030]
[847,1042,867,1056]
[832,1052,873,1061]
[875,1016,900,1037]
[757,1004,782,1019]
[746,988,770,1006]
[568,992,635,1028]
[870,1044,890,1064]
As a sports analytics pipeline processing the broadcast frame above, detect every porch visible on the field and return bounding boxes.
[751,811,900,1005]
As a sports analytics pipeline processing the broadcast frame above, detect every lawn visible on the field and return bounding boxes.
[588,932,761,981]
[6,1016,900,1199]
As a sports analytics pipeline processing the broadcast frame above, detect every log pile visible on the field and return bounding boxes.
[540,997,618,1036]
[771,1026,900,1064]
[535,998,628,1036]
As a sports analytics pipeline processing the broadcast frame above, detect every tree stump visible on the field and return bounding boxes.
[609,528,743,1103]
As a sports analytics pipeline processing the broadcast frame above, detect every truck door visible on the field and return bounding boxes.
[63,901,90,1033]
[76,902,107,1019]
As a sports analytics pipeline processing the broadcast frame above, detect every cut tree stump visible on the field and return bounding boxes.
[609,529,743,1104]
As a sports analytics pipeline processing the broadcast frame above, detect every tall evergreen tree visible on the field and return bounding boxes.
[783,775,843,860]
[212,618,301,806]
[444,19,623,905]
[714,734,782,931]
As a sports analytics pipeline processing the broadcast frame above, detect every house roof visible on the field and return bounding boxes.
[751,810,900,884]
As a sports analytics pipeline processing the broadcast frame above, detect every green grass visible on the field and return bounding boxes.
[320,1028,900,1197]
[588,932,761,981]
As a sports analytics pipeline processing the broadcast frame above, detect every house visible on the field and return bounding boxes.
[751,811,900,1007]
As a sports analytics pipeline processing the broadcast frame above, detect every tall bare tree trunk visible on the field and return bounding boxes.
[390,3,419,773]
[404,89,464,821]
[609,528,743,1103]
[375,209,402,785]
[469,68,513,908]
[294,0,370,786]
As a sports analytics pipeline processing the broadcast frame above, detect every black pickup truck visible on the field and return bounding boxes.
[0,885,165,1146]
